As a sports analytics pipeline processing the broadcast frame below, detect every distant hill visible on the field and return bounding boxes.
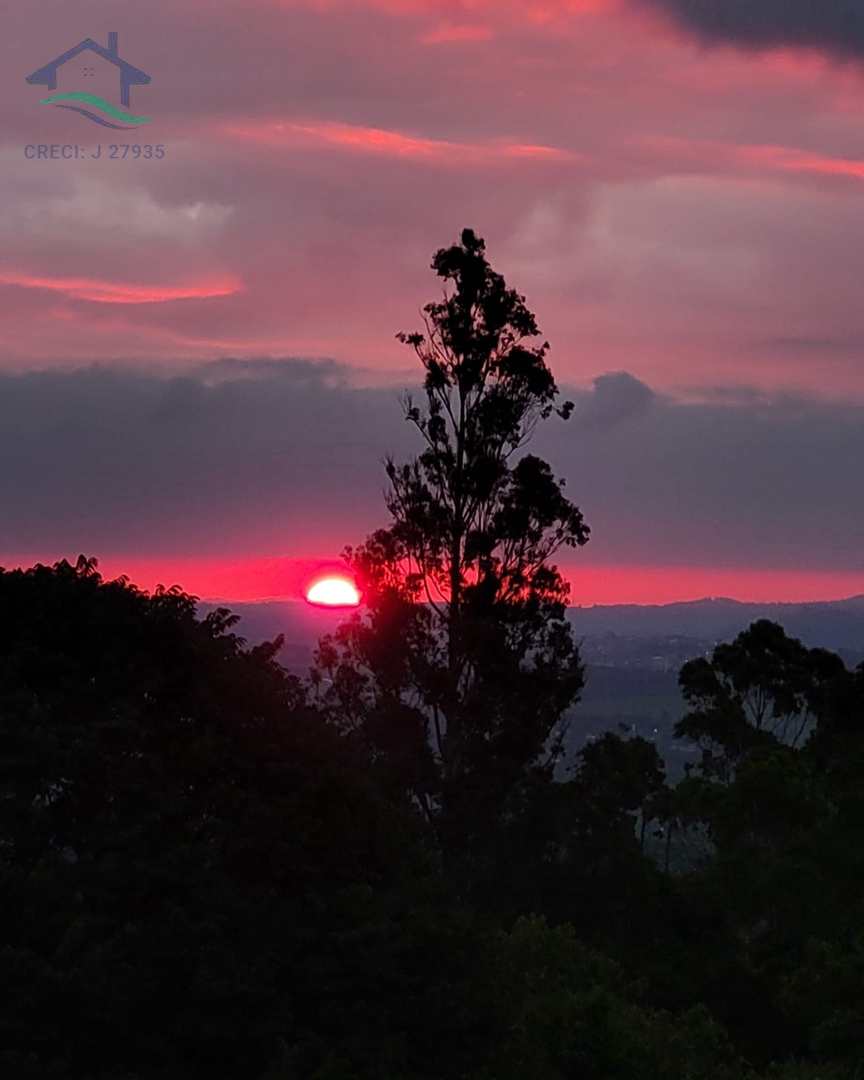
[569,595,864,655]
[201,594,864,783]
[202,594,864,673]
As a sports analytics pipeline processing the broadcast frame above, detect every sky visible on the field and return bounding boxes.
[2,0,864,604]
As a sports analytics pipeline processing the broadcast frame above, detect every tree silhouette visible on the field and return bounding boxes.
[676,620,847,784]
[0,557,422,1078]
[313,228,589,852]
[572,732,666,848]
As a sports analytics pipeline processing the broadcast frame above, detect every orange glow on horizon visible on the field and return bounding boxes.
[0,554,860,608]
[305,576,362,608]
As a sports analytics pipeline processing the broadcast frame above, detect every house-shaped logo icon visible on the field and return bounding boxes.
[25,33,152,128]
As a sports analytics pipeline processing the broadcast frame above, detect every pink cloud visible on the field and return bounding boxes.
[277,0,617,17]
[638,134,864,185]
[222,118,579,164]
[743,144,864,183]
[420,22,495,44]
[0,272,243,305]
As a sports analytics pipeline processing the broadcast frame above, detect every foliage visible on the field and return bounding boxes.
[676,620,847,783]
[0,557,423,1079]
[312,229,589,856]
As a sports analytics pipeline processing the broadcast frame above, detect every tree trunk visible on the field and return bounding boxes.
[445,390,467,772]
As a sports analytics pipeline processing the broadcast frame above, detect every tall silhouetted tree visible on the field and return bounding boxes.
[313,228,589,852]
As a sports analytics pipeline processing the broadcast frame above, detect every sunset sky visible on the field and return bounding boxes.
[2,0,864,604]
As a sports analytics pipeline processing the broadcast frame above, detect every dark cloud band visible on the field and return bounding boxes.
[642,0,864,59]
[1,360,862,573]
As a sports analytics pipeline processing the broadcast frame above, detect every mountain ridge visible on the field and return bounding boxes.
[201,594,864,671]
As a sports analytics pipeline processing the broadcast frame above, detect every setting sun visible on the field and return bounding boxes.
[305,576,361,608]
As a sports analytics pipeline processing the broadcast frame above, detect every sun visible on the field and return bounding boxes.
[305,576,361,608]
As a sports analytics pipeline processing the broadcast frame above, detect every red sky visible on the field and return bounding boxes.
[2,0,864,604]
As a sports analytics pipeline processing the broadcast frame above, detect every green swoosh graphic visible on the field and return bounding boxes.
[39,92,151,125]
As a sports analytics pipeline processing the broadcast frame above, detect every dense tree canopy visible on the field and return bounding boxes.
[0,557,424,1078]
[0,557,771,1080]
